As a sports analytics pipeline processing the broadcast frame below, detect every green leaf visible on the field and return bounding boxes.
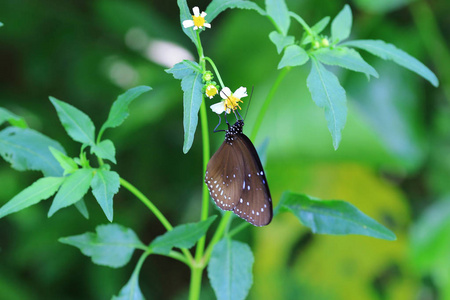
[74,198,89,219]
[277,45,309,69]
[49,146,78,175]
[167,61,203,154]
[92,140,116,164]
[277,192,397,240]
[0,127,65,176]
[91,169,120,222]
[0,107,28,128]
[59,223,144,268]
[306,58,347,149]
[269,31,295,54]
[150,216,217,255]
[331,4,352,42]
[206,0,266,23]
[0,177,64,219]
[207,238,254,300]
[49,96,96,145]
[99,86,152,137]
[166,60,201,79]
[265,0,291,36]
[302,16,331,45]
[177,0,200,48]
[410,200,450,271]
[48,168,94,217]
[343,39,439,87]
[313,47,379,78]
[112,270,145,300]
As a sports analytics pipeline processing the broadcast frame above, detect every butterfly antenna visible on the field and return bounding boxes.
[243,86,254,121]
[214,115,226,132]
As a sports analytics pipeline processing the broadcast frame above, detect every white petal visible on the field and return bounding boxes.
[210,101,226,114]
[220,87,232,99]
[193,26,198,30]
[201,12,207,17]
[193,6,200,17]
[204,23,211,28]
[234,86,248,99]
[182,20,194,28]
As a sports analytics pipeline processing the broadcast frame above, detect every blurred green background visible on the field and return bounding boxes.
[0,0,449,299]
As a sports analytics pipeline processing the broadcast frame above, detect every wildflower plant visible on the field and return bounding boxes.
[0,0,439,300]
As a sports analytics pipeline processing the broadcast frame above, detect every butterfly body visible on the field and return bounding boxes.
[205,120,273,226]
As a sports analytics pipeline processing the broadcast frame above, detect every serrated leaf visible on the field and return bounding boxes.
[265,0,290,36]
[208,238,254,300]
[92,140,116,164]
[150,216,217,255]
[177,0,200,48]
[100,86,152,136]
[59,224,144,268]
[165,60,201,80]
[0,177,64,219]
[277,192,397,240]
[0,107,28,128]
[331,4,352,42]
[49,96,96,145]
[74,198,89,219]
[313,47,378,78]
[206,0,266,23]
[0,127,65,176]
[91,169,120,222]
[167,61,203,154]
[343,39,439,87]
[48,168,94,217]
[112,270,145,300]
[312,16,330,34]
[277,45,309,69]
[306,58,347,149]
[49,146,78,175]
[269,31,295,54]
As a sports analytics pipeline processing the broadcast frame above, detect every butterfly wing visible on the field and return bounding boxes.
[232,133,273,226]
[205,141,245,211]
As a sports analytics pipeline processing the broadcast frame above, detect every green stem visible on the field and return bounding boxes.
[204,56,225,88]
[289,12,313,36]
[189,266,204,300]
[250,67,290,141]
[203,211,233,262]
[228,222,250,237]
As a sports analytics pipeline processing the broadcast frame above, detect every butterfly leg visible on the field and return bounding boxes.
[214,115,226,133]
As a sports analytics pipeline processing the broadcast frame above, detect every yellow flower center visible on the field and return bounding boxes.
[192,15,205,28]
[206,85,218,98]
[224,94,243,111]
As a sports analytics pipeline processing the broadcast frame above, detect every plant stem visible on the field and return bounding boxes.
[203,211,233,262]
[228,222,250,237]
[204,56,225,88]
[250,67,290,141]
[289,12,313,35]
[189,266,204,300]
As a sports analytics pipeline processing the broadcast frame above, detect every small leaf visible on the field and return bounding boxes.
[0,177,64,219]
[208,238,254,300]
[277,192,397,240]
[302,17,331,45]
[313,47,378,78]
[206,0,266,23]
[92,140,116,164]
[269,31,295,54]
[167,61,203,154]
[0,107,28,128]
[49,96,96,145]
[112,270,145,300]
[306,58,347,149]
[48,168,94,217]
[74,198,89,219]
[166,60,201,80]
[151,216,217,255]
[343,39,439,87]
[177,0,200,48]
[265,0,291,36]
[91,169,120,222]
[0,127,65,176]
[100,86,152,136]
[59,224,144,268]
[278,45,309,69]
[331,4,352,42]
[49,146,78,175]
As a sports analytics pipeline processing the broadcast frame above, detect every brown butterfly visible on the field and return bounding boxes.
[205,120,273,226]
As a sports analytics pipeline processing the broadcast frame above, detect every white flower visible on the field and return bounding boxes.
[210,87,248,115]
[182,7,211,30]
